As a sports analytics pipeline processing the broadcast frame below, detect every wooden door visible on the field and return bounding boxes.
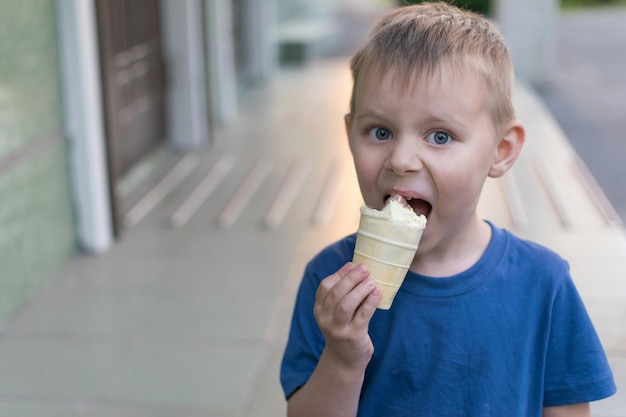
[96,0,166,232]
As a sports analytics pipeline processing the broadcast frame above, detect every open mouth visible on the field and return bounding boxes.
[385,194,432,218]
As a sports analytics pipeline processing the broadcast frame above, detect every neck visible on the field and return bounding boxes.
[411,218,492,277]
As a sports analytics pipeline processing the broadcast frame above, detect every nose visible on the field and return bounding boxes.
[384,137,423,176]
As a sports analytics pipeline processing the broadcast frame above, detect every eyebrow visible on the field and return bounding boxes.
[354,110,387,121]
[426,112,463,125]
[355,109,465,129]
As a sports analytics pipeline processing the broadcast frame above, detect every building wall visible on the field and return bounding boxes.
[0,0,76,321]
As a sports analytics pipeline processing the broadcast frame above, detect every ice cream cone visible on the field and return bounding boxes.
[352,202,426,309]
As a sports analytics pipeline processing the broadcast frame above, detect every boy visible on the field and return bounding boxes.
[280,3,616,416]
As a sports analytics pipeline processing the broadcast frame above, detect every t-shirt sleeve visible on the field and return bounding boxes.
[280,261,327,399]
[543,261,617,406]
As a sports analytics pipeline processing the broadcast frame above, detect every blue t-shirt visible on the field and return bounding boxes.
[280,223,616,416]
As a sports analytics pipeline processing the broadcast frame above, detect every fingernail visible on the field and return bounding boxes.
[357,264,368,275]
[344,262,356,273]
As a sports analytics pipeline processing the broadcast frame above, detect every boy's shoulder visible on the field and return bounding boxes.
[496,224,565,262]
[491,223,571,283]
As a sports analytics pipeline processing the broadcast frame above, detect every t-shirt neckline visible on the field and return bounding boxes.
[400,221,507,298]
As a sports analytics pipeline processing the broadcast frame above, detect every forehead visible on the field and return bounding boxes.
[353,63,488,113]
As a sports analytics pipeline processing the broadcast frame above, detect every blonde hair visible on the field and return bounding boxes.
[349,2,515,129]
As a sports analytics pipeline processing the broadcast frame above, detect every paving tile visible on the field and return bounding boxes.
[0,338,122,400]
[0,401,77,417]
[582,296,626,353]
[5,285,162,341]
[58,255,187,290]
[591,356,626,417]
[135,291,277,344]
[76,403,238,417]
[88,344,267,411]
[243,319,291,417]
[573,266,626,300]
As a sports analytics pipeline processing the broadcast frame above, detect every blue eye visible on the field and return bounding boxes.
[427,131,452,145]
[369,127,392,141]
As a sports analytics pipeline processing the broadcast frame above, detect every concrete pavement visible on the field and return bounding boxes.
[538,7,626,225]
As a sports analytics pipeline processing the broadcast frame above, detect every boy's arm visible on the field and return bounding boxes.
[287,262,381,417]
[287,348,368,417]
[543,402,590,417]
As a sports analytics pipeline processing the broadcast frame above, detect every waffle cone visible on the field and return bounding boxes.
[352,208,425,309]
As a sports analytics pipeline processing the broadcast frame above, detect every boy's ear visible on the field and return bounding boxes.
[488,121,525,178]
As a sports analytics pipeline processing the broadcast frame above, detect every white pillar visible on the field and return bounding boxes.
[56,0,114,254]
[246,0,278,82]
[495,0,559,84]
[205,0,238,125]
[160,0,210,150]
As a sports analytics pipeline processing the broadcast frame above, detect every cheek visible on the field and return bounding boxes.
[436,165,487,210]
[354,158,376,186]
[352,151,382,197]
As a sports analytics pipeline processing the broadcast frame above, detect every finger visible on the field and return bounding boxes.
[315,263,367,327]
[315,262,356,305]
[314,262,357,319]
[320,264,369,314]
[352,286,382,330]
[333,276,378,325]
